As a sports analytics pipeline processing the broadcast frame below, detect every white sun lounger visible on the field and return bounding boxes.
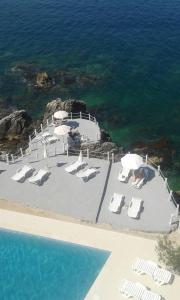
[65,159,86,174]
[29,169,50,185]
[108,193,124,213]
[118,168,130,182]
[132,258,158,276]
[76,168,97,182]
[11,165,34,182]
[141,290,162,300]
[133,258,172,285]
[128,197,143,218]
[119,279,146,299]
[153,267,172,285]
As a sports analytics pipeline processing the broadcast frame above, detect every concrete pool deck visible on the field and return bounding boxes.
[0,208,179,300]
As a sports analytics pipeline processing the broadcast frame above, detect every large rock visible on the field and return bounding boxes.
[0,110,33,141]
[43,98,87,121]
[35,72,55,89]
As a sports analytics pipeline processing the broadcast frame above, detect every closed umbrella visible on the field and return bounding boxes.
[78,150,83,163]
[54,125,71,136]
[121,154,143,170]
[54,110,68,120]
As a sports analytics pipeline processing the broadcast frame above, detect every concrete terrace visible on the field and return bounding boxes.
[0,115,177,233]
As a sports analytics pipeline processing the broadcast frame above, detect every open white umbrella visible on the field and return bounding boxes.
[54,110,68,120]
[121,154,143,170]
[54,125,71,136]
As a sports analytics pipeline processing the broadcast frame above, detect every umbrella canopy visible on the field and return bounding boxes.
[54,125,71,136]
[121,154,143,170]
[54,110,68,120]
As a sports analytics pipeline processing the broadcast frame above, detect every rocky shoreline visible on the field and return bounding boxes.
[0,97,179,202]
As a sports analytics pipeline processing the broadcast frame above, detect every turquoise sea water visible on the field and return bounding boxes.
[0,229,109,300]
[0,0,180,187]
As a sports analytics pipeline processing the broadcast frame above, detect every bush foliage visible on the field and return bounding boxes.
[156,235,180,275]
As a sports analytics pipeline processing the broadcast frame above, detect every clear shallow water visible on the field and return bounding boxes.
[0,0,180,188]
[0,229,109,300]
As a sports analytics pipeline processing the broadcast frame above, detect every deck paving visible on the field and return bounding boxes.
[0,117,177,233]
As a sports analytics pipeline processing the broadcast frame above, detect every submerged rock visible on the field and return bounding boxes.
[35,72,55,89]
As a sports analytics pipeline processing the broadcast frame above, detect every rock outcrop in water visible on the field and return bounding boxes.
[0,110,33,153]
[43,98,87,121]
[10,63,102,91]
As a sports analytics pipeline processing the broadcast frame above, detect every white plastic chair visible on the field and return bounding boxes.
[141,289,162,300]
[132,258,157,276]
[76,168,97,182]
[153,267,172,285]
[29,169,50,185]
[108,193,124,213]
[119,279,146,299]
[128,197,143,218]
[118,168,130,182]
[11,165,34,182]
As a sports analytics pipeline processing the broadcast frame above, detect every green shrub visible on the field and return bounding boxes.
[156,235,180,275]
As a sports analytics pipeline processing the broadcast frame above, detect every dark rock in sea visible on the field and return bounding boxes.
[81,141,122,161]
[130,138,174,169]
[35,72,55,89]
[43,98,87,121]
[0,110,33,144]
[100,129,112,143]
[0,100,15,119]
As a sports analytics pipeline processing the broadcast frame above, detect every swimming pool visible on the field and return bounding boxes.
[0,229,110,300]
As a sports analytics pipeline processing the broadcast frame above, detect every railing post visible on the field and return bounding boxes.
[71,112,72,120]
[107,151,110,161]
[46,119,49,127]
[112,152,115,163]
[11,154,14,163]
[40,123,43,132]
[20,148,23,158]
[157,165,160,175]
[145,154,148,164]
[63,142,65,153]
[6,154,9,164]
[54,144,56,156]
[35,151,38,160]
[34,129,37,136]
[94,117,96,123]
[176,204,179,216]
[80,111,82,119]
[66,147,69,157]
[169,190,172,201]
[88,113,91,120]
[29,142,32,153]
[29,135,32,143]
[164,177,167,186]
[87,148,89,159]
[51,115,54,124]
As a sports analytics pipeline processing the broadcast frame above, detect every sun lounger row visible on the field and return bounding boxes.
[65,153,98,182]
[120,279,161,300]
[11,165,50,185]
[109,193,143,219]
[132,258,173,285]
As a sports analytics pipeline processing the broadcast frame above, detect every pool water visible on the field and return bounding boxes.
[0,229,110,300]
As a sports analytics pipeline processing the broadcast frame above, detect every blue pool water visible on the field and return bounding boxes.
[0,229,110,300]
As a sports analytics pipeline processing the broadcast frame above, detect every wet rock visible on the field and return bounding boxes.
[43,98,86,121]
[35,72,55,89]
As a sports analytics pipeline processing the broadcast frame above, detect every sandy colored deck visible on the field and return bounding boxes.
[0,208,179,300]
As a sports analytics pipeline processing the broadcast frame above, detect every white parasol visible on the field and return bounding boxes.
[54,125,71,136]
[54,110,68,120]
[121,154,143,170]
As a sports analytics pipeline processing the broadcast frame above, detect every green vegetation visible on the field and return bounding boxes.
[156,236,180,275]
